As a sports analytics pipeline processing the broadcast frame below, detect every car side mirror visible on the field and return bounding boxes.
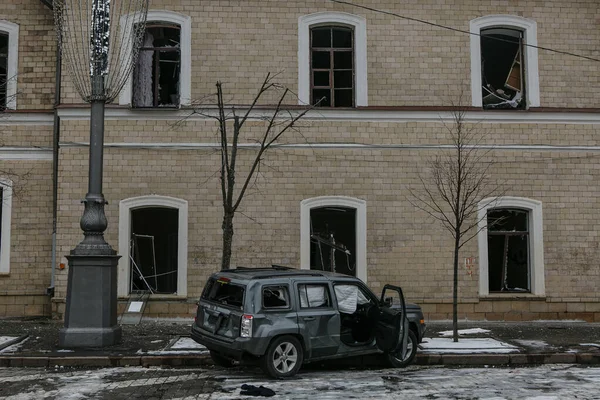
[384,297,393,306]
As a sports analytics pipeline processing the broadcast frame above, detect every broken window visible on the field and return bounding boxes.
[0,32,8,110]
[311,26,354,107]
[298,284,331,308]
[309,206,356,276]
[262,286,290,309]
[480,28,525,109]
[129,207,178,294]
[487,208,530,292]
[132,23,181,108]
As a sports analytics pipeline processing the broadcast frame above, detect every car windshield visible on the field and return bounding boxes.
[201,278,245,308]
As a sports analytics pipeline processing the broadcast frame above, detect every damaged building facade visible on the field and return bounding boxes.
[1,0,599,321]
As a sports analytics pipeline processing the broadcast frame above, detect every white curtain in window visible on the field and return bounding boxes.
[133,31,154,107]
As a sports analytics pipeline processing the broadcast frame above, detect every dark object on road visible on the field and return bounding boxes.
[240,384,276,397]
[191,266,426,378]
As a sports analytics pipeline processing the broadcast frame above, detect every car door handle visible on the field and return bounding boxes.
[303,316,316,321]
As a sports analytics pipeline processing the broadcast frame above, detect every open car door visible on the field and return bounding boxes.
[374,284,409,358]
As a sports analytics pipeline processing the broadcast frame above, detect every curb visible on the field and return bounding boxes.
[0,353,598,368]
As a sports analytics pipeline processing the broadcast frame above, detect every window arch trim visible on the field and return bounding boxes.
[298,12,367,107]
[300,196,367,282]
[119,10,191,107]
[470,15,539,108]
[0,178,12,274]
[0,20,19,110]
[118,195,188,297]
[477,196,545,296]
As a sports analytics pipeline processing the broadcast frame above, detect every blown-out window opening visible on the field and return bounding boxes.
[481,27,525,110]
[0,32,8,110]
[487,208,530,292]
[132,23,181,108]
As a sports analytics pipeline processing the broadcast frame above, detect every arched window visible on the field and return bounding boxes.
[477,197,545,296]
[298,12,367,107]
[300,196,367,282]
[118,195,188,297]
[119,11,191,107]
[0,178,12,274]
[0,20,19,110]
[470,15,539,109]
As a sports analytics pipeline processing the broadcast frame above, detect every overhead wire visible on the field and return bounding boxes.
[328,0,600,63]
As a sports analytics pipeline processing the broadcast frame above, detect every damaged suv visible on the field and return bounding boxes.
[191,266,426,378]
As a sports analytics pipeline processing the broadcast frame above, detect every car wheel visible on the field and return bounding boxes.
[386,330,418,368]
[210,350,235,368]
[261,336,303,379]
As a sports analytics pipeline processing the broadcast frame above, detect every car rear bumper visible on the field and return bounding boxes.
[191,324,255,360]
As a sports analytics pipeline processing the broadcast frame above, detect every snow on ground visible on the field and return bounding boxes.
[137,337,209,355]
[0,337,28,354]
[438,328,491,337]
[419,337,519,354]
[514,340,554,349]
[580,343,600,348]
[0,336,18,347]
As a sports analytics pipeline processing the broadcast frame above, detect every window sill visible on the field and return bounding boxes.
[480,293,546,301]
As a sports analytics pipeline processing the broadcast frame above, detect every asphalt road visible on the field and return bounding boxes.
[0,364,599,399]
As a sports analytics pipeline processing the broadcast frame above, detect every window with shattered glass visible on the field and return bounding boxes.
[0,32,8,110]
[487,208,530,292]
[480,28,525,110]
[132,23,181,108]
[310,26,354,107]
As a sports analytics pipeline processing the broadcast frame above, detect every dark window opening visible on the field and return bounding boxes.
[487,208,530,292]
[310,26,354,108]
[132,23,181,108]
[481,28,525,110]
[310,206,356,276]
[0,187,3,245]
[201,278,245,308]
[130,207,178,294]
[262,286,290,309]
[0,32,8,111]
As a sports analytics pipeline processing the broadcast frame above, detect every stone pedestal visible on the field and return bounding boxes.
[59,252,122,348]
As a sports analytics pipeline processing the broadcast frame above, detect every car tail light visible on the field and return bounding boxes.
[241,314,253,338]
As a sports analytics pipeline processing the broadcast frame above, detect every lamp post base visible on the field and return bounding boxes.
[59,252,122,348]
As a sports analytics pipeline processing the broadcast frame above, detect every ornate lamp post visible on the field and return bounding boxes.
[52,0,148,347]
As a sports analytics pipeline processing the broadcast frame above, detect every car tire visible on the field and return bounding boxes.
[209,350,235,368]
[386,330,418,368]
[261,335,304,379]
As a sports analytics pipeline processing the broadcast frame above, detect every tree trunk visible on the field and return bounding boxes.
[221,211,234,270]
[453,234,460,342]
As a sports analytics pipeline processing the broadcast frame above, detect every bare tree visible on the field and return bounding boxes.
[409,106,503,342]
[191,73,319,270]
[0,81,29,200]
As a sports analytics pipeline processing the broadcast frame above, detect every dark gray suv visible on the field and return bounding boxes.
[191,266,426,378]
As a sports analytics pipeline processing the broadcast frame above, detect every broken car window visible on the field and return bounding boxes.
[487,208,530,292]
[298,284,331,308]
[481,28,525,110]
[310,26,354,107]
[202,278,245,309]
[262,286,290,309]
[132,23,181,108]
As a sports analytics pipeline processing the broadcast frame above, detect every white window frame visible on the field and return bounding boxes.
[477,196,545,296]
[119,10,191,107]
[470,15,539,108]
[0,178,12,274]
[298,12,368,107]
[300,196,367,283]
[118,195,188,297]
[0,20,19,110]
